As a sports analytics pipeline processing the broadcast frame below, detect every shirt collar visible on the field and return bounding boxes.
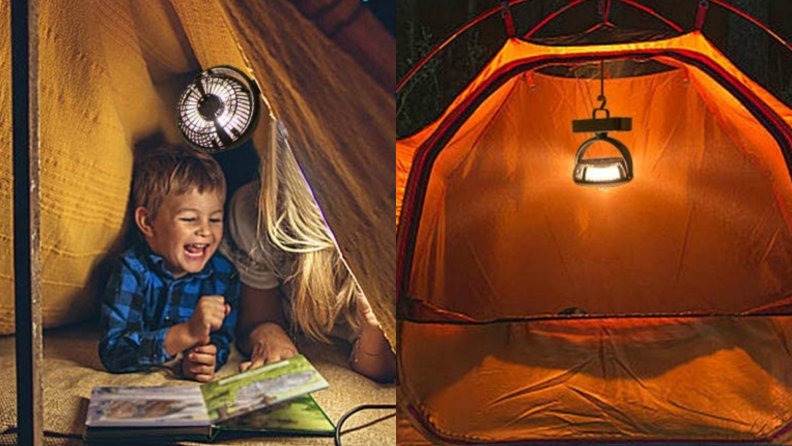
[138,242,215,281]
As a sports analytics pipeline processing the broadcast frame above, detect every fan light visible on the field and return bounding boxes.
[572,60,633,186]
[177,66,261,152]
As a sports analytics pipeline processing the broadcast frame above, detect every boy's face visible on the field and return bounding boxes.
[138,188,224,278]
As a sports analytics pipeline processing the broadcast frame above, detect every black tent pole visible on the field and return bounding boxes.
[11,0,43,445]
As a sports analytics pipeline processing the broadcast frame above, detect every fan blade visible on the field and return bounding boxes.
[196,77,207,97]
[214,118,234,147]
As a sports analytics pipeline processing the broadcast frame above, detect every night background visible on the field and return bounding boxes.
[397,0,792,138]
[366,0,396,34]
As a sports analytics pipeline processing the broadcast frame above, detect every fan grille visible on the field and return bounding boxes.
[177,66,260,152]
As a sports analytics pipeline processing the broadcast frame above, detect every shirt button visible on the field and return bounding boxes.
[165,316,171,322]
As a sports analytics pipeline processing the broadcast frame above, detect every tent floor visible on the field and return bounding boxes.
[0,322,395,445]
[400,317,792,443]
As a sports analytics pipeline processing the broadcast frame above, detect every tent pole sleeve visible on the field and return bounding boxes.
[12,0,43,445]
[400,0,792,93]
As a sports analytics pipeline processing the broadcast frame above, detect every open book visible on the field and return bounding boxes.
[84,355,333,442]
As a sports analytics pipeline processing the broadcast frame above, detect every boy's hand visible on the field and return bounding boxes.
[182,344,217,383]
[187,295,231,345]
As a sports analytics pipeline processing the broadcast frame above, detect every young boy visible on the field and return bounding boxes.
[99,145,239,382]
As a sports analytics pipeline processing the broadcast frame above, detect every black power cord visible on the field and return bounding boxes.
[2,426,83,439]
[334,403,396,446]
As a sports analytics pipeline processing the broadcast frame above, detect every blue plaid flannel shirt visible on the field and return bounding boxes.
[99,242,239,373]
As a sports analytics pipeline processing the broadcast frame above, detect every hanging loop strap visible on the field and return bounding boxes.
[500,1,516,37]
[695,0,710,30]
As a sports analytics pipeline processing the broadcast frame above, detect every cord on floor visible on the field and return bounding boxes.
[2,426,83,440]
[334,404,396,446]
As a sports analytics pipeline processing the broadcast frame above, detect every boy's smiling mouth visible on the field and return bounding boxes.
[184,243,210,259]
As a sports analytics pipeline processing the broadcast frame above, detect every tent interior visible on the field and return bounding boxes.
[0,0,395,444]
[409,56,792,318]
[397,33,792,443]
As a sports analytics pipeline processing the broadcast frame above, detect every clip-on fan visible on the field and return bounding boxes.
[177,66,262,152]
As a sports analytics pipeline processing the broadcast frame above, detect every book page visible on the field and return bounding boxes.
[219,395,335,435]
[201,354,329,423]
[85,386,210,428]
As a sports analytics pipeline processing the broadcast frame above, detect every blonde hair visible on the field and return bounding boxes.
[133,145,227,218]
[256,121,359,343]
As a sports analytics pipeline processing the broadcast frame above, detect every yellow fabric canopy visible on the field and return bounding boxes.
[0,0,395,346]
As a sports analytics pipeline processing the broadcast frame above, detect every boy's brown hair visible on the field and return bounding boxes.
[132,145,226,218]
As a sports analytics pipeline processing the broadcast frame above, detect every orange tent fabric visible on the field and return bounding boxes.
[397,32,792,443]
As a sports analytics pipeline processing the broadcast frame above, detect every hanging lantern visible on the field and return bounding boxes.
[572,60,633,186]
